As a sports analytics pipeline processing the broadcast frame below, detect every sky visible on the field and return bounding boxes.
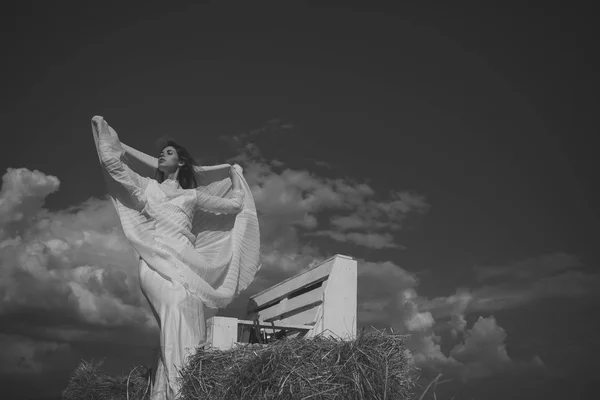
[1,2,597,399]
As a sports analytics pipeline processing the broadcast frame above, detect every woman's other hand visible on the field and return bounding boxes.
[92,116,110,137]
[230,164,242,191]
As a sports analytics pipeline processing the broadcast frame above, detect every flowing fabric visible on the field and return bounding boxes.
[90,116,260,399]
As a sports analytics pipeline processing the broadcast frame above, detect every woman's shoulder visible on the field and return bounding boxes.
[144,179,160,189]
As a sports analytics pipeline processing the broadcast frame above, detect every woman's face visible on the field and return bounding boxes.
[158,146,183,173]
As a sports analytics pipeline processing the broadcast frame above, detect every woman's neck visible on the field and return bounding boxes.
[164,170,179,181]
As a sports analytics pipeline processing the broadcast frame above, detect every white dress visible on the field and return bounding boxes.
[98,137,245,399]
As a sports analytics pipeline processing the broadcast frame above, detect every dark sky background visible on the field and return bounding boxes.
[1,2,597,399]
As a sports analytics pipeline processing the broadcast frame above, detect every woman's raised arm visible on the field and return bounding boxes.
[93,117,149,211]
[194,166,244,215]
[94,117,150,192]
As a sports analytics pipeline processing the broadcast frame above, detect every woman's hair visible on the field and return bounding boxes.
[155,140,199,189]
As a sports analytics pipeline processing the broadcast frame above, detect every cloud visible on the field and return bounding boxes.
[468,253,599,313]
[402,253,600,381]
[407,254,598,379]
[356,260,418,325]
[0,168,156,362]
[310,230,401,249]
[474,253,584,283]
[352,258,544,381]
[225,128,429,251]
[0,168,60,239]
[415,253,600,322]
[396,313,527,381]
[449,316,512,379]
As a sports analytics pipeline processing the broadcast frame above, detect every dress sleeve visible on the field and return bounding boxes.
[97,133,150,204]
[195,188,244,215]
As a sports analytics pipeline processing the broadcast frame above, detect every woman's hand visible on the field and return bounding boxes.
[230,164,241,191]
[93,117,111,137]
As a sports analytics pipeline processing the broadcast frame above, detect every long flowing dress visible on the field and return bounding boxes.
[91,116,261,400]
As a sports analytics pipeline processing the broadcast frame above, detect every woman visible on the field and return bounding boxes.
[91,116,260,400]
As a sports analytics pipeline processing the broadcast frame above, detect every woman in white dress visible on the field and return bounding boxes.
[92,116,259,400]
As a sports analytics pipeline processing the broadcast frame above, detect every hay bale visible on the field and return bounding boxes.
[62,359,151,400]
[178,329,416,400]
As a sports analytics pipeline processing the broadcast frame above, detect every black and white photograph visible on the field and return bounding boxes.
[1,2,596,399]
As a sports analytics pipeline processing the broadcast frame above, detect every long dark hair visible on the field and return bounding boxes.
[155,140,199,189]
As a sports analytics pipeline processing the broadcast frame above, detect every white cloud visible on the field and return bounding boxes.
[0,168,60,239]
[449,316,512,380]
[474,253,583,283]
[353,259,545,381]
[0,168,156,358]
[405,311,435,332]
[226,134,429,251]
[330,215,365,230]
[310,230,401,249]
[415,253,600,321]
[463,253,600,313]
[406,252,598,378]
